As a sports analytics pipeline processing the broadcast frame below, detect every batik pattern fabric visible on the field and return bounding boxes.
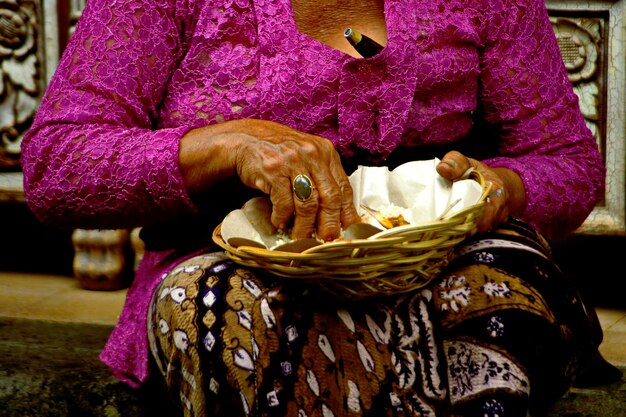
[147,219,594,417]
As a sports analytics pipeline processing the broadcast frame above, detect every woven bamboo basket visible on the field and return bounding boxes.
[212,170,490,300]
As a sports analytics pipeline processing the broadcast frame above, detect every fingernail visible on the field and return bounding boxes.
[440,160,459,171]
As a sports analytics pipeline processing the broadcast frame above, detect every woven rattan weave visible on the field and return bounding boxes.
[212,171,490,299]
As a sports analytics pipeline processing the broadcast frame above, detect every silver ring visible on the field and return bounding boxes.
[488,188,504,199]
[293,174,315,201]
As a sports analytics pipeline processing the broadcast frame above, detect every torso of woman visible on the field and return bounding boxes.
[161,0,481,159]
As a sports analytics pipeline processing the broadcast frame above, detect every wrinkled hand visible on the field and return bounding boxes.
[180,119,361,241]
[436,151,526,233]
[235,121,361,241]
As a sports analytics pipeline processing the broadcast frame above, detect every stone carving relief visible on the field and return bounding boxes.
[551,16,604,149]
[548,0,625,235]
[0,0,44,168]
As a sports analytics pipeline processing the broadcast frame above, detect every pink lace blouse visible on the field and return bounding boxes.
[20,0,605,387]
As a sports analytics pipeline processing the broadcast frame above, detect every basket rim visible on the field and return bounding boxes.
[212,169,490,260]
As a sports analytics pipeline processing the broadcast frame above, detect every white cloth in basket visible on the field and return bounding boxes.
[349,158,484,227]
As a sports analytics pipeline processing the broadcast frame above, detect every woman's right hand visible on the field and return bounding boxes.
[179,119,361,241]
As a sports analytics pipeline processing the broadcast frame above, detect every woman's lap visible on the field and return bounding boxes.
[147,220,595,417]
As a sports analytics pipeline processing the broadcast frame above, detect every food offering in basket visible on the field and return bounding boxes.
[212,158,490,299]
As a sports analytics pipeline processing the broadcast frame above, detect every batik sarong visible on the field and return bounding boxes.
[147,218,595,417]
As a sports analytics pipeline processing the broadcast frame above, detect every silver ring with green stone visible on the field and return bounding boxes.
[293,174,315,201]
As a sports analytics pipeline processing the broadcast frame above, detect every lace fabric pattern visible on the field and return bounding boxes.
[21,0,605,238]
[19,0,606,387]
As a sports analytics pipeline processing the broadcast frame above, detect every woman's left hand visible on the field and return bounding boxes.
[436,150,526,233]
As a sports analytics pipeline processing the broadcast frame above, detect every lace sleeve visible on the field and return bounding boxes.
[20,0,197,229]
[477,0,606,240]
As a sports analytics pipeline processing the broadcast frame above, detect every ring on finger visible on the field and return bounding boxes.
[293,174,316,201]
[488,188,504,199]
[486,187,503,203]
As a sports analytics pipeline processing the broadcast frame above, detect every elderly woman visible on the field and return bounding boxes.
[21,0,617,415]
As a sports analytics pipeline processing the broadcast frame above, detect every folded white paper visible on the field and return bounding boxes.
[349,158,483,227]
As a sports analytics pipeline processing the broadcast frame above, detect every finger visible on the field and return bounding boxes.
[270,173,322,240]
[338,178,361,227]
[269,177,297,232]
[290,175,320,240]
[475,203,497,233]
[436,151,472,180]
[313,175,343,241]
[309,145,358,241]
[303,159,349,241]
[490,187,511,226]
[476,186,508,232]
[486,187,505,203]
[328,156,361,234]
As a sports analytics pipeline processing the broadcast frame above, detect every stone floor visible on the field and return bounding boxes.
[1,316,623,417]
[545,374,626,417]
[0,318,178,417]
[0,272,624,417]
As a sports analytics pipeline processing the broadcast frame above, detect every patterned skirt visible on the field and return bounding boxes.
[147,219,597,417]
